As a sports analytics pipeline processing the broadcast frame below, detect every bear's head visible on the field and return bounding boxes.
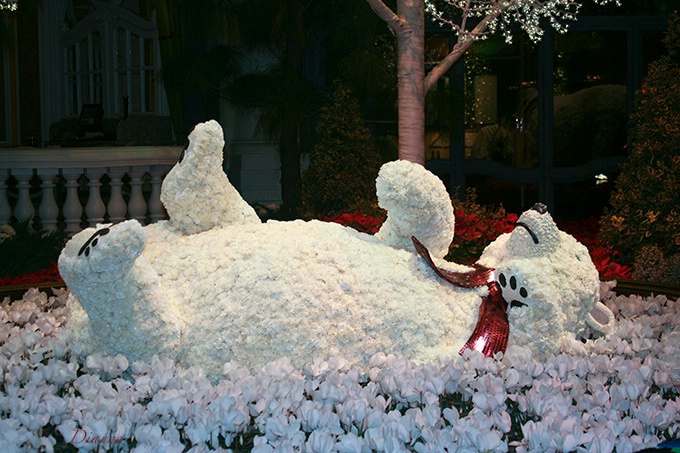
[58,220,147,289]
[479,203,614,358]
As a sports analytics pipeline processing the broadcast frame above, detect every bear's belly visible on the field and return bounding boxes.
[142,220,484,373]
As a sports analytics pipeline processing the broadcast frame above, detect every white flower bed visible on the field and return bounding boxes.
[0,283,678,452]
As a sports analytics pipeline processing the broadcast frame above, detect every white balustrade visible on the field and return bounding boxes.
[0,170,12,225]
[127,167,149,222]
[37,169,59,230]
[0,146,182,232]
[107,169,127,224]
[148,167,166,223]
[61,169,83,232]
[85,169,106,226]
[14,169,35,221]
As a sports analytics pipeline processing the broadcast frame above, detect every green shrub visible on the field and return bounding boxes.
[0,218,68,278]
[300,81,383,219]
[599,14,680,283]
[446,188,515,264]
[629,245,680,284]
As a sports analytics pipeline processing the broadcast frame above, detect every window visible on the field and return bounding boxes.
[114,27,156,114]
[64,32,103,116]
[58,0,165,120]
[464,35,539,168]
[1,36,8,144]
[426,16,669,217]
[553,31,627,167]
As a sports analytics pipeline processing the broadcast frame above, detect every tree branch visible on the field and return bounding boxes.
[365,0,407,36]
[424,10,501,92]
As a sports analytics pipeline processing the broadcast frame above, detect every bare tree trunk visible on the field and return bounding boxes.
[395,0,426,165]
[367,0,426,164]
[366,0,501,165]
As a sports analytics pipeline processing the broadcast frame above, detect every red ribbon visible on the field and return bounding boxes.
[412,236,509,358]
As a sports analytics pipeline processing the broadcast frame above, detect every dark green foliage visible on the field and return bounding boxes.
[0,218,68,278]
[300,82,384,219]
[599,14,680,282]
[632,245,680,285]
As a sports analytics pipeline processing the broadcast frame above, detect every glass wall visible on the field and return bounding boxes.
[464,35,538,168]
[114,28,157,114]
[64,32,103,116]
[424,34,457,161]
[0,38,7,144]
[552,31,627,167]
[60,0,165,120]
[425,16,670,218]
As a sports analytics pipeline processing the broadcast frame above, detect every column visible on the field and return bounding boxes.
[127,166,148,223]
[62,168,84,232]
[85,169,105,226]
[147,165,167,223]
[37,169,60,230]
[0,169,11,225]
[107,169,127,224]
[13,169,35,223]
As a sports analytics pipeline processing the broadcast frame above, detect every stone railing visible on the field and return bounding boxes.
[0,146,183,232]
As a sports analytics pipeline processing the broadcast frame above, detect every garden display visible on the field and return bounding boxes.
[0,121,676,452]
[58,120,612,380]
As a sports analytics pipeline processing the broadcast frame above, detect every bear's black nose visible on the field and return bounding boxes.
[532,203,548,214]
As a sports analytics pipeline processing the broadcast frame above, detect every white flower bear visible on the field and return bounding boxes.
[476,204,615,357]
[59,120,614,379]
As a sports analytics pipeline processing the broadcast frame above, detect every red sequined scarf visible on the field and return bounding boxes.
[412,236,509,357]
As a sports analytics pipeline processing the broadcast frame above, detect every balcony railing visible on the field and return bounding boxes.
[0,146,183,232]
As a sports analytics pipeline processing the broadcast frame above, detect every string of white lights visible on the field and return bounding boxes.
[0,0,18,11]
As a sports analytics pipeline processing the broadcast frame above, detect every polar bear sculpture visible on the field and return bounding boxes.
[477,203,615,357]
[58,120,613,379]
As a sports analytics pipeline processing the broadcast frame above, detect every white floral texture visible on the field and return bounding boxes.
[57,127,482,378]
[58,221,185,362]
[60,217,483,379]
[0,284,678,452]
[58,121,607,380]
[160,120,260,234]
[478,207,610,359]
[375,160,455,259]
[0,223,15,242]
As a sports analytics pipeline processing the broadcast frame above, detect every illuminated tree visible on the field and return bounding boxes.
[365,0,620,164]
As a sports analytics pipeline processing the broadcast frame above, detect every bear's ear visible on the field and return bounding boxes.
[586,301,615,334]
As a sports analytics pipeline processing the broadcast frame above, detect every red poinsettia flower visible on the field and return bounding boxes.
[325,211,384,234]
[0,262,64,287]
[4,212,632,288]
